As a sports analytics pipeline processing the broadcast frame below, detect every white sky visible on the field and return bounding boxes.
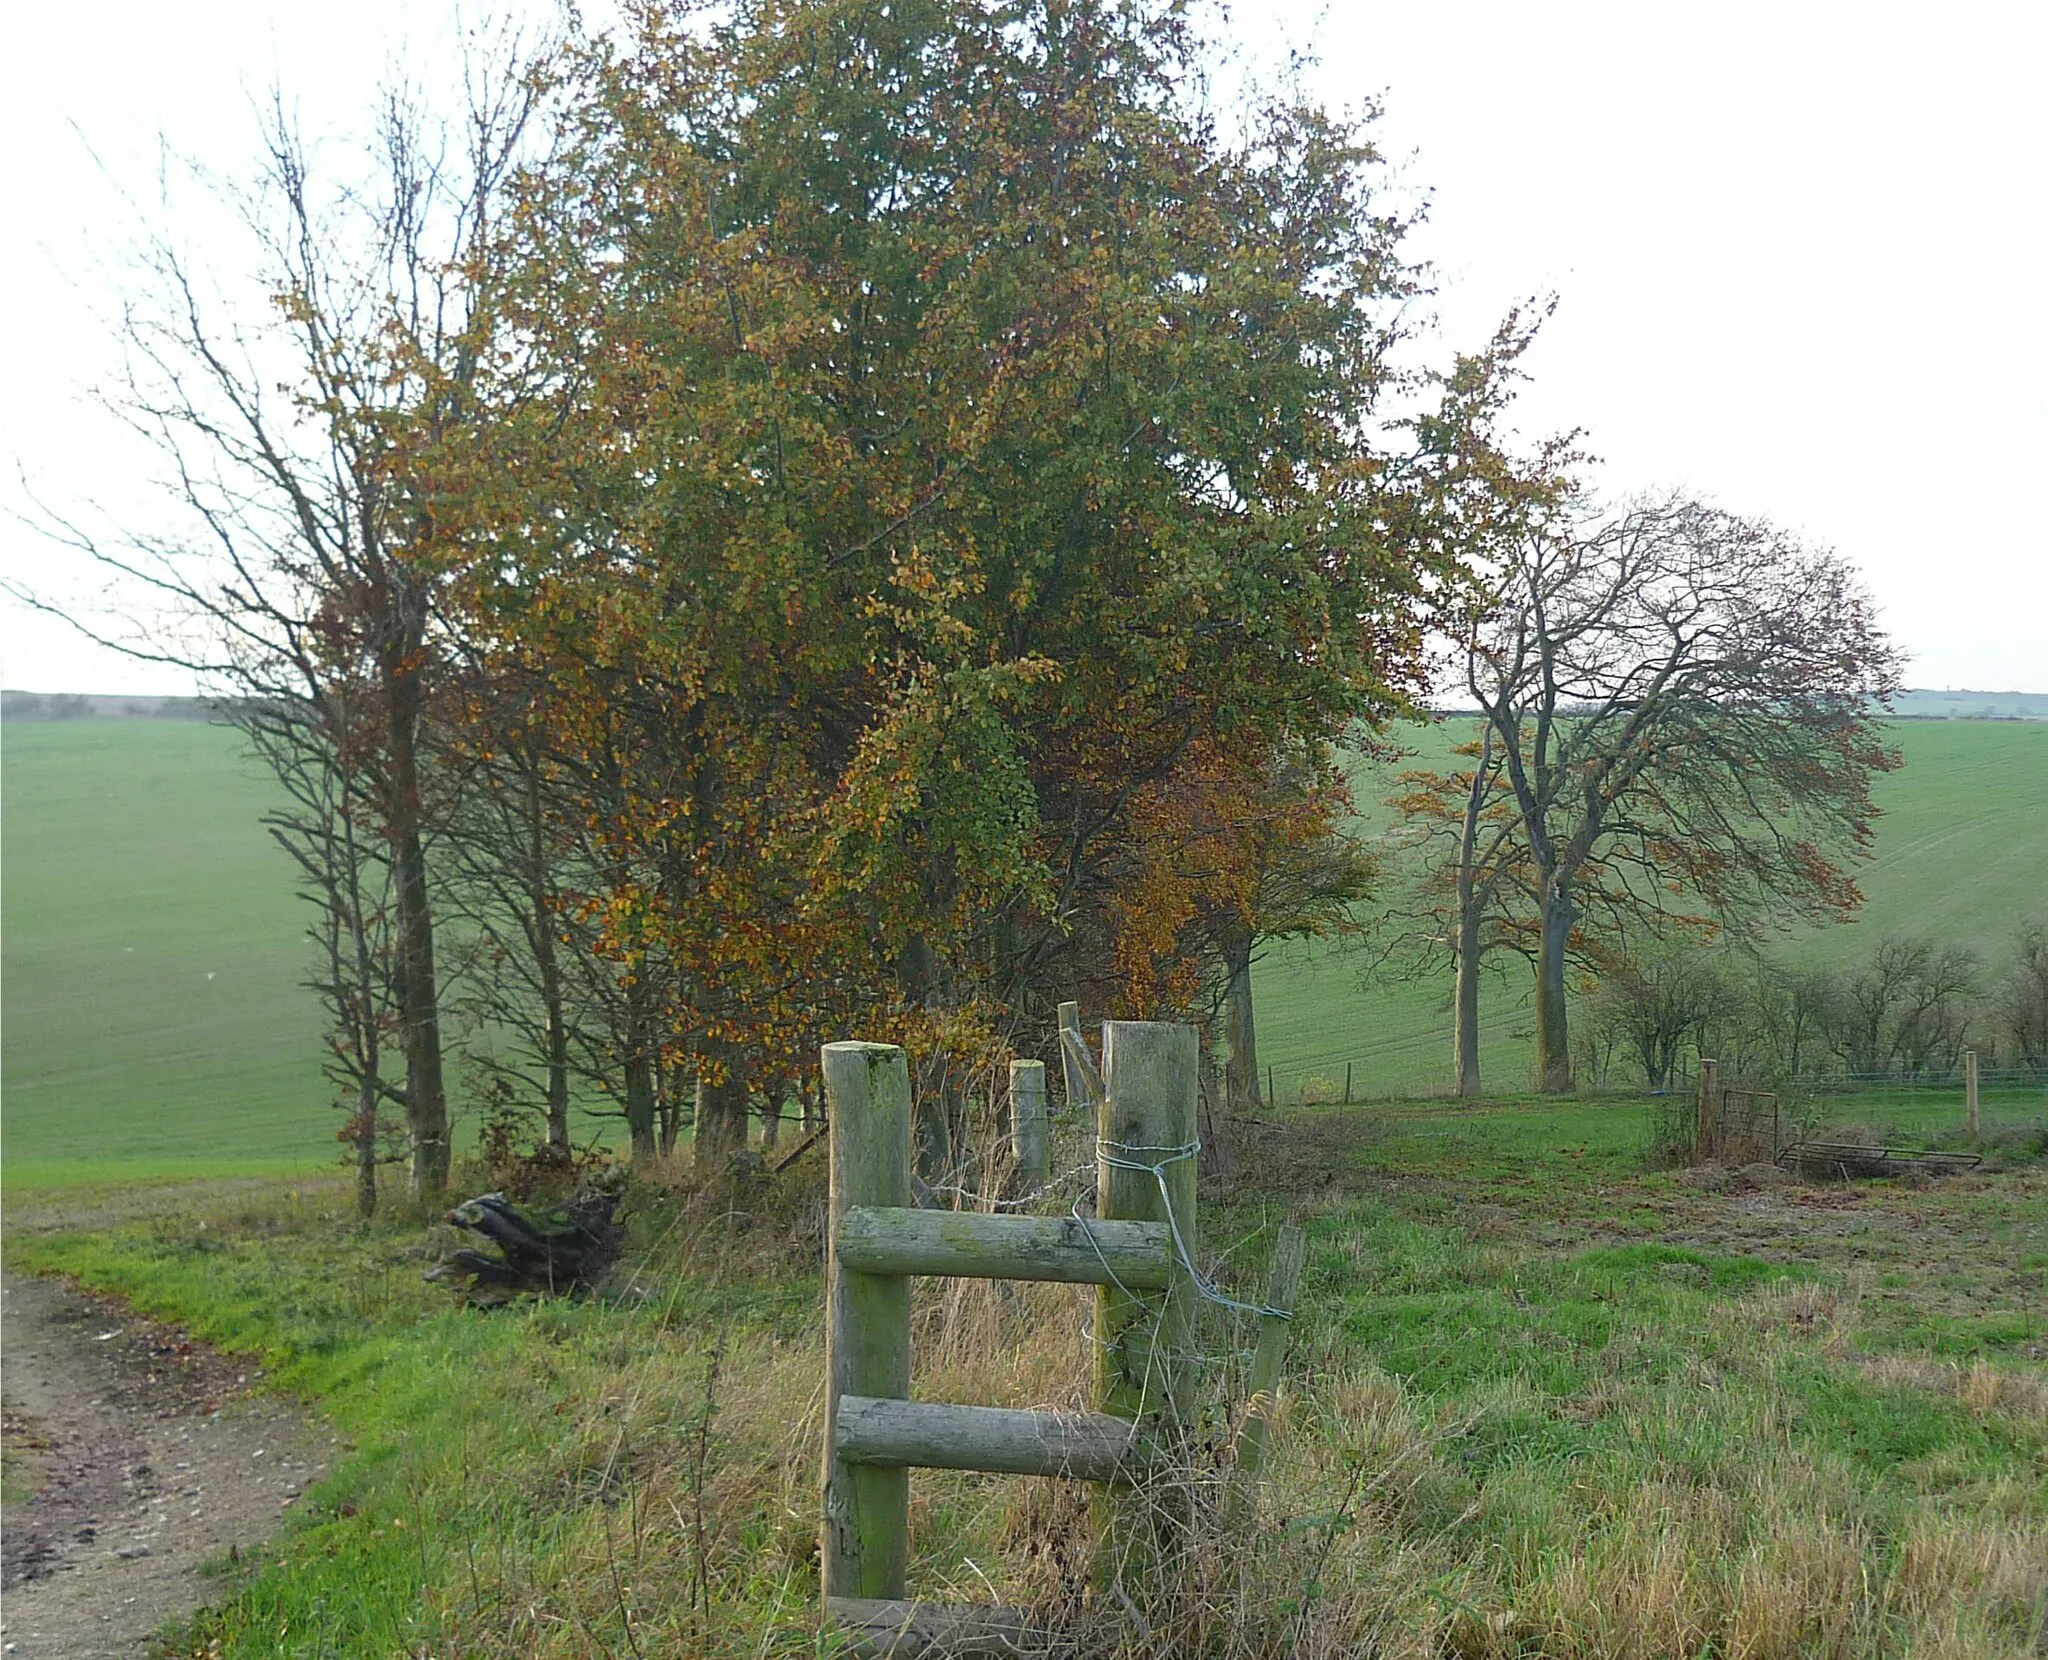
[3,1,2043,695]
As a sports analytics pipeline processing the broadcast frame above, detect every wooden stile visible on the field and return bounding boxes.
[821,1012,1289,1649]
[836,1395,1147,1482]
[826,1597,1039,1659]
[837,1206,1170,1287]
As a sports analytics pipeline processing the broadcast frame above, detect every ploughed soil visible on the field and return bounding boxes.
[0,1273,327,1659]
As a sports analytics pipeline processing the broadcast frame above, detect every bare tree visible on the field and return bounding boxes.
[8,45,554,1193]
[1994,919,2048,1075]
[1465,494,1903,1091]
[1585,945,1735,1091]
[244,693,397,1217]
[1828,936,1980,1078]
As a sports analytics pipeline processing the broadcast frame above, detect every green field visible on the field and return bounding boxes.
[4,716,2045,1183]
[1254,716,2048,1101]
[3,721,327,1186]
[8,1092,2043,1658]
[5,716,2045,1658]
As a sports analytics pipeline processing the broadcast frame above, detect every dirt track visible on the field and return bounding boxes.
[0,1273,327,1658]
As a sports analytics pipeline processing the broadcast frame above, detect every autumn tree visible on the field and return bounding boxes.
[1462,493,1903,1092]
[414,0,1540,1142]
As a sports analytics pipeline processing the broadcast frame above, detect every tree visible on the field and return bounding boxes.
[9,54,553,1194]
[245,692,398,1218]
[1584,946,1734,1090]
[1994,919,2048,1075]
[421,0,1527,1116]
[1465,493,1903,1091]
[1827,936,1980,1078]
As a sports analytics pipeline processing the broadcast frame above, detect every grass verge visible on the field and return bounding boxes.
[6,1098,2046,1658]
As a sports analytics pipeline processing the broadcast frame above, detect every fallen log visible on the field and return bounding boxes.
[435,1182,624,1301]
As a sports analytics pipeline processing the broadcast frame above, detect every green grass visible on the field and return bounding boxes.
[4,716,2044,1186]
[1253,717,2048,1099]
[2,720,330,1185]
[7,1095,2043,1658]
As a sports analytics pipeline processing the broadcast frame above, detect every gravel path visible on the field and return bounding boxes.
[0,1272,328,1658]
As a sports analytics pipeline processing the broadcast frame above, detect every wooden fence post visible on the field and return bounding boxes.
[1695,1058,1719,1162]
[1226,1223,1304,1523]
[1057,1001,1087,1111]
[1965,1049,1980,1144]
[1010,1059,1049,1189]
[1094,1021,1197,1580]
[821,1042,914,1603]
[1344,1062,1353,1105]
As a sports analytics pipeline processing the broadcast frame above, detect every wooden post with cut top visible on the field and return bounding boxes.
[1965,1049,1980,1144]
[1057,1000,1103,1112]
[821,1042,914,1603]
[1695,1058,1719,1162]
[1010,1059,1049,1189]
[1093,1021,1198,1579]
[1226,1222,1304,1523]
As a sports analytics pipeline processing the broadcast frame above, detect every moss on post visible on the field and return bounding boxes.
[822,1042,913,1604]
[1093,1020,1198,1581]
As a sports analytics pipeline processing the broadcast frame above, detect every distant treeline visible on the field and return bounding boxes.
[1886,688,2048,721]
[1,690,222,722]
[1432,689,2048,723]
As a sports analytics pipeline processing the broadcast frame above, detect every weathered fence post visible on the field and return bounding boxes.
[1965,1049,1980,1144]
[1226,1223,1304,1524]
[1344,1061,1353,1105]
[1094,1021,1198,1578]
[1010,1059,1049,1190]
[1058,1000,1104,1113]
[1695,1058,1719,1162]
[821,1042,913,1603]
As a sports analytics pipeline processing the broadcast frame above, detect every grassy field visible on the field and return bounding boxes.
[6,1094,2043,1658]
[2,720,328,1187]
[1253,717,2048,1103]
[5,713,2045,1656]
[3,716,2045,1185]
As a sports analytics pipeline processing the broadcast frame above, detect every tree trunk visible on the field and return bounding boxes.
[1222,928,1261,1106]
[915,1066,955,1189]
[625,1049,658,1164]
[623,988,658,1164]
[525,760,570,1152]
[353,1093,379,1221]
[1535,874,1574,1094]
[1454,902,1483,1098]
[695,1069,750,1173]
[761,1088,782,1151]
[393,824,450,1195]
[1452,724,1494,1099]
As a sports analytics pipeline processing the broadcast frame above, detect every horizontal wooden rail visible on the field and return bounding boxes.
[827,1596,1040,1658]
[835,1395,1146,1482]
[837,1206,1171,1289]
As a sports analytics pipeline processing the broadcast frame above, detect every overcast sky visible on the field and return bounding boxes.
[3,1,2042,695]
